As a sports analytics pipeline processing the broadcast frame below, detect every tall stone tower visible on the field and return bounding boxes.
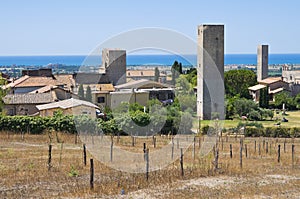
[102,49,126,85]
[257,45,268,81]
[197,24,225,120]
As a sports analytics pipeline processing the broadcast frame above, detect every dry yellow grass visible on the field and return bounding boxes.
[0,132,299,198]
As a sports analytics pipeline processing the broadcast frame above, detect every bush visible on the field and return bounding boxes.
[245,127,300,138]
[248,110,261,121]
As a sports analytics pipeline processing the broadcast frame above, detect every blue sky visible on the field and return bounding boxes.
[0,0,300,55]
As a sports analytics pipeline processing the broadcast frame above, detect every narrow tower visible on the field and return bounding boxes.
[197,24,225,120]
[102,49,126,85]
[257,45,268,81]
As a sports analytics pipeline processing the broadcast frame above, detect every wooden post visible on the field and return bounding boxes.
[292,144,295,168]
[110,138,113,162]
[177,137,179,149]
[266,142,268,154]
[90,159,94,190]
[48,144,52,171]
[240,139,243,168]
[245,144,248,158]
[258,143,261,156]
[214,148,219,171]
[277,145,281,163]
[180,148,184,177]
[263,140,265,150]
[193,136,196,160]
[254,140,256,154]
[230,144,232,159]
[83,144,87,166]
[146,148,149,181]
[221,138,224,151]
[153,136,156,148]
[59,142,63,168]
[74,132,78,144]
[132,136,135,147]
[171,137,174,160]
[117,133,120,144]
[143,143,146,161]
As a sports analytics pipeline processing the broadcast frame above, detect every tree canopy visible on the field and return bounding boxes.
[224,69,257,99]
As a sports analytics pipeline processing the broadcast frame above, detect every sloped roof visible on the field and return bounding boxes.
[248,84,266,91]
[3,75,30,89]
[269,87,284,94]
[83,84,115,92]
[54,74,76,89]
[29,85,58,93]
[36,98,99,110]
[115,79,173,89]
[16,76,64,87]
[3,76,65,89]
[127,70,166,77]
[258,77,282,85]
[3,93,55,105]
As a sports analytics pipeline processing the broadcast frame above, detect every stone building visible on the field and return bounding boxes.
[101,49,126,85]
[197,24,225,120]
[257,45,269,81]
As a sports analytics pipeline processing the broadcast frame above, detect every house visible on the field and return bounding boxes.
[3,85,78,116]
[74,83,115,108]
[54,74,76,92]
[126,69,166,83]
[3,75,65,94]
[36,98,99,118]
[249,77,289,102]
[110,90,149,109]
[114,79,175,105]
[3,93,56,116]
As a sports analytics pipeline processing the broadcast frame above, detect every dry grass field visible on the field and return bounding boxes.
[0,132,300,198]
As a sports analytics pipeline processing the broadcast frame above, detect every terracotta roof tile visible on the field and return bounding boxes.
[3,93,55,104]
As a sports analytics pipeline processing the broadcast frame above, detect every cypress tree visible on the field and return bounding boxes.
[78,84,84,100]
[85,85,92,102]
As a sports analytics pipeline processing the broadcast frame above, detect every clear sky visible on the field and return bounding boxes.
[1,0,300,55]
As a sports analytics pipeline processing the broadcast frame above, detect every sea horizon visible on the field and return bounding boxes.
[1,53,300,66]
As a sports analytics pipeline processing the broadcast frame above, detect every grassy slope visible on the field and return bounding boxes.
[193,110,300,129]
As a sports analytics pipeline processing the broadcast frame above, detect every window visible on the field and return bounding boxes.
[97,97,105,103]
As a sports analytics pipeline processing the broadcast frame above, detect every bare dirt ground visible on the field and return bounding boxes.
[0,133,300,198]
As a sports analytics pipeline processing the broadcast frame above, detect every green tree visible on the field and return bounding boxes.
[233,98,258,117]
[224,69,257,99]
[274,91,295,110]
[154,67,160,82]
[171,61,183,85]
[259,86,269,108]
[85,85,92,102]
[78,84,84,100]
[185,68,197,87]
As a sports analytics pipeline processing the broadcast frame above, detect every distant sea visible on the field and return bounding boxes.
[1,54,300,66]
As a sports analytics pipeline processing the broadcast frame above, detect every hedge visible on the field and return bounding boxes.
[245,127,300,138]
